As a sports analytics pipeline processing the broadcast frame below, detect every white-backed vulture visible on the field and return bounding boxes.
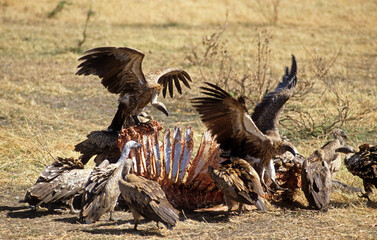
[208,158,266,217]
[191,55,298,191]
[22,157,91,213]
[301,149,331,211]
[76,47,192,132]
[344,143,377,201]
[119,158,179,230]
[80,140,141,224]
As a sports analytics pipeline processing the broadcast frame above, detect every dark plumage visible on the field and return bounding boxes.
[191,56,298,191]
[344,144,377,200]
[23,157,91,213]
[80,140,141,224]
[208,158,266,217]
[76,47,192,132]
[74,130,119,165]
[301,149,331,211]
[119,158,179,230]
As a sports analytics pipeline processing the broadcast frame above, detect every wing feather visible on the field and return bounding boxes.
[192,82,267,158]
[151,68,192,98]
[252,55,297,136]
[76,47,146,94]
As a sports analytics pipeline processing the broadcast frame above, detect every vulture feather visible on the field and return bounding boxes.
[76,47,192,132]
[80,140,141,224]
[191,56,298,191]
[23,157,91,213]
[301,149,332,211]
[208,158,266,217]
[119,158,179,230]
[344,144,377,201]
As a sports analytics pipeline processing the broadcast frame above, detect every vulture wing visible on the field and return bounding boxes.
[76,47,146,94]
[302,159,331,211]
[191,82,267,158]
[252,55,297,137]
[119,174,178,228]
[148,68,191,98]
[24,158,89,207]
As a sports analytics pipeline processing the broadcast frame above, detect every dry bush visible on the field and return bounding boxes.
[186,26,280,106]
[281,48,371,138]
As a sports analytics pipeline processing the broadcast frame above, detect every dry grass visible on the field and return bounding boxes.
[1,0,377,239]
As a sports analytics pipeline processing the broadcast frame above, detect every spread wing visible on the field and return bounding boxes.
[119,174,178,227]
[251,55,297,137]
[81,160,116,210]
[147,68,191,98]
[191,82,267,158]
[76,47,146,94]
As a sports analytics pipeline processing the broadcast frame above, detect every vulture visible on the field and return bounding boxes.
[119,158,179,230]
[208,158,266,217]
[301,149,332,211]
[191,55,298,191]
[76,47,192,132]
[344,143,377,201]
[22,157,91,213]
[319,129,350,178]
[80,140,141,224]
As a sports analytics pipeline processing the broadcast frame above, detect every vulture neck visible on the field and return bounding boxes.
[113,144,134,178]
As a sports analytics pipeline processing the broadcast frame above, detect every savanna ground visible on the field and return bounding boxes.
[1,0,377,239]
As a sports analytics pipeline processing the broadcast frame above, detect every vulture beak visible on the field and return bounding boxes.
[155,103,169,116]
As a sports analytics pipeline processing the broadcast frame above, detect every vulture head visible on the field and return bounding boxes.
[277,141,298,157]
[332,128,347,140]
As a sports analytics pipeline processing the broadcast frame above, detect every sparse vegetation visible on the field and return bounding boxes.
[1,0,377,239]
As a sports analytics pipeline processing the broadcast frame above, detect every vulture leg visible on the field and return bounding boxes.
[108,103,126,132]
[131,209,142,231]
[237,203,244,215]
[109,211,115,221]
[270,179,289,192]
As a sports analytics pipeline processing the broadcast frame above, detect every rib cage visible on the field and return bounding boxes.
[116,121,224,209]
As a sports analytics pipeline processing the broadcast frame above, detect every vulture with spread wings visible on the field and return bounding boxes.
[192,55,298,191]
[76,47,192,132]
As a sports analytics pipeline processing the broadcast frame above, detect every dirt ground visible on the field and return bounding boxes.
[1,185,377,240]
[1,0,377,239]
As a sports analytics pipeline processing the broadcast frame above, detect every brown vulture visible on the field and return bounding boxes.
[344,143,377,201]
[80,140,141,224]
[301,149,332,211]
[76,47,192,132]
[22,157,91,213]
[208,158,266,217]
[119,158,179,230]
[191,55,298,191]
